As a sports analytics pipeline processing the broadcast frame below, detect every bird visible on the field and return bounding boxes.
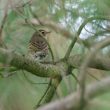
[28,29,51,62]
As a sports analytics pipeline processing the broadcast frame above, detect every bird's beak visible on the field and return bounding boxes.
[46,31,51,34]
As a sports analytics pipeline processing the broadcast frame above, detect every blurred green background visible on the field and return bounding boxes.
[0,0,110,110]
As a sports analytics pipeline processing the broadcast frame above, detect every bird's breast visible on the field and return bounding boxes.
[29,38,48,52]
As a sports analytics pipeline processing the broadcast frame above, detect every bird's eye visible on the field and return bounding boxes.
[41,31,45,34]
[39,29,46,36]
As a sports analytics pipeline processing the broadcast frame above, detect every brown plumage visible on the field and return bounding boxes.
[28,29,50,60]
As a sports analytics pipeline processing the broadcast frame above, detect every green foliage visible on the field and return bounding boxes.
[0,0,110,110]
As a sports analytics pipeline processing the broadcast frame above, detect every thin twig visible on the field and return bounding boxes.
[37,77,110,110]
[78,37,110,110]
[35,79,52,108]
[71,73,80,85]
[16,0,32,8]
[35,77,62,109]
[88,72,99,81]
[0,1,9,48]
[84,27,96,35]
[28,5,44,26]
[64,16,110,60]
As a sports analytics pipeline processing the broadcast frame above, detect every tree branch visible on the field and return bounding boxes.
[35,77,62,108]
[37,77,110,110]
[68,54,110,71]
[0,48,62,78]
[64,16,110,60]
[0,48,110,79]
[78,37,110,110]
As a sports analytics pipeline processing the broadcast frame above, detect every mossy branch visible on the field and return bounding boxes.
[0,48,62,78]
[0,48,110,79]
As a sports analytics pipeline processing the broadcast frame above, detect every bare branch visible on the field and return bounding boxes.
[64,16,110,60]
[37,77,110,110]
[82,30,110,48]
[23,18,74,40]
[68,54,110,71]
[35,80,52,108]
[78,37,110,110]
[0,1,9,48]
[35,77,62,108]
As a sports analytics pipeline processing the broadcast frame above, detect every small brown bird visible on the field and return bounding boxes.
[28,29,50,61]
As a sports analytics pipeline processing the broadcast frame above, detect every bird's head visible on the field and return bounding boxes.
[38,29,51,36]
